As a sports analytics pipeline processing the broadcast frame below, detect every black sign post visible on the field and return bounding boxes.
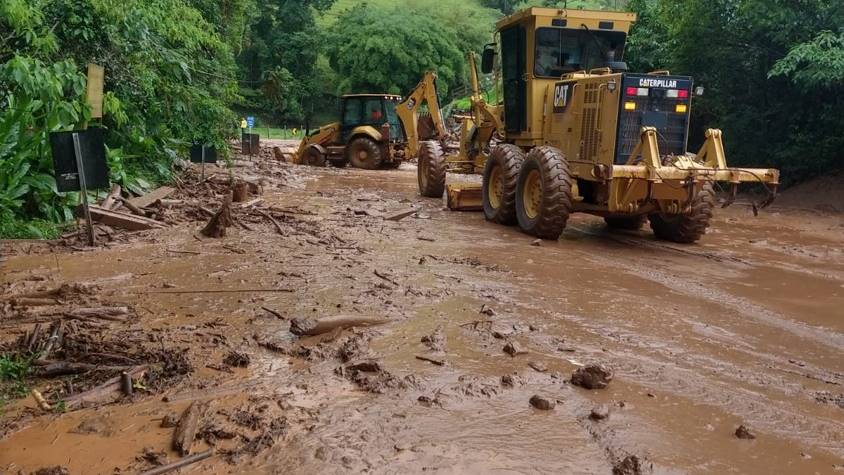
[73,133,95,246]
[50,128,109,247]
[190,144,217,181]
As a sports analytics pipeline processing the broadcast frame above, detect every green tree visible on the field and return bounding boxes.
[626,0,844,183]
[235,0,335,125]
[326,4,488,98]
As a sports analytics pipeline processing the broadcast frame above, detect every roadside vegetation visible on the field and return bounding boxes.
[1,0,842,237]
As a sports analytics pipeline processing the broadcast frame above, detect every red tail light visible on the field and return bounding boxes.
[625,87,638,96]
[678,89,689,99]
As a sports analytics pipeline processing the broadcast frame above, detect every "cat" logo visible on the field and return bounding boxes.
[553,83,571,112]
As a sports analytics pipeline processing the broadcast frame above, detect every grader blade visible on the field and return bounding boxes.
[446,183,483,211]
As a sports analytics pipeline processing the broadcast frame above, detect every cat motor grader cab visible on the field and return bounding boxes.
[417,7,780,243]
[294,72,446,169]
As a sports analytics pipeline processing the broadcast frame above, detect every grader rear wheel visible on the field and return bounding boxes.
[418,140,446,198]
[648,184,715,243]
[515,146,573,240]
[482,144,525,224]
[348,137,383,169]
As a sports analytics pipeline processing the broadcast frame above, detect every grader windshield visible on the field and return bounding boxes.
[534,27,626,77]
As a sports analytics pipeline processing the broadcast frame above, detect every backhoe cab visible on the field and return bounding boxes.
[294,72,447,169]
[417,7,779,243]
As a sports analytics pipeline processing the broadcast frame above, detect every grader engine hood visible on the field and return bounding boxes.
[615,74,693,164]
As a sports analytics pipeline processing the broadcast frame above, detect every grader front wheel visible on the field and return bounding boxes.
[648,184,715,243]
[515,146,573,240]
[418,141,446,198]
[482,144,525,225]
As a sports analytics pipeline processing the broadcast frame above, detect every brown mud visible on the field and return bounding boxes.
[1,141,843,474]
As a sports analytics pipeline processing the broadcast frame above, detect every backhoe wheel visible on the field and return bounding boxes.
[604,215,646,230]
[648,183,715,243]
[302,145,326,167]
[482,144,525,225]
[347,137,382,169]
[515,146,573,240]
[418,140,446,198]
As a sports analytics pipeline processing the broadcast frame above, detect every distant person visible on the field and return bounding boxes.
[240,117,247,140]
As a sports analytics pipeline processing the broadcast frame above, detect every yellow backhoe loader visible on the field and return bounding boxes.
[292,72,447,169]
[416,7,779,243]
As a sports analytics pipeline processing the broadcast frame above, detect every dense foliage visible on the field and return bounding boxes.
[625,0,844,183]
[1,0,238,235]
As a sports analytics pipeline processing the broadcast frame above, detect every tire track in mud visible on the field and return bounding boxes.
[582,253,844,353]
[502,256,844,462]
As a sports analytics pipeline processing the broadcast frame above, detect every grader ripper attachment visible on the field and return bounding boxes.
[416,7,779,243]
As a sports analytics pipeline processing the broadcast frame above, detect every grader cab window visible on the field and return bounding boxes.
[534,27,626,77]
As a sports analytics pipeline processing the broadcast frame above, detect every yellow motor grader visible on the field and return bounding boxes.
[417,7,780,243]
[292,72,446,169]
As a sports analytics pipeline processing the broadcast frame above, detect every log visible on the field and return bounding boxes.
[65,366,146,409]
[31,389,52,411]
[87,205,166,231]
[64,306,133,322]
[118,197,145,216]
[12,297,60,306]
[383,207,417,221]
[139,449,213,475]
[415,355,445,366]
[101,184,122,210]
[127,186,175,209]
[232,181,249,203]
[121,371,133,396]
[238,198,264,209]
[255,209,284,235]
[37,321,64,361]
[289,315,388,337]
[35,361,132,377]
[173,401,204,456]
[154,199,183,209]
[200,194,233,238]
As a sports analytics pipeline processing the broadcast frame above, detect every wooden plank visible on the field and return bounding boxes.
[86,64,104,119]
[88,205,166,230]
[383,207,417,221]
[127,186,175,209]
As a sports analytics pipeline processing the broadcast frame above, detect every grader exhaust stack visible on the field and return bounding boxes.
[416,7,779,243]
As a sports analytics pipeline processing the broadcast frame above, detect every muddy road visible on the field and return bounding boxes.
[1,149,843,474]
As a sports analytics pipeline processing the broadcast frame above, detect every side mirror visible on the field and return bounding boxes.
[481,44,496,74]
[695,86,705,96]
[606,61,628,72]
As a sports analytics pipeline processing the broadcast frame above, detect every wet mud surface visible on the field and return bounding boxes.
[1,145,843,474]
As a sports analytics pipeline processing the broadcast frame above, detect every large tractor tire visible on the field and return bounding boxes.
[347,137,383,169]
[301,145,326,167]
[648,184,715,243]
[515,146,573,240]
[418,140,446,198]
[604,215,646,230]
[482,144,525,225]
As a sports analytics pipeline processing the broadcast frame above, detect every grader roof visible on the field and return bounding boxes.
[495,7,637,33]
